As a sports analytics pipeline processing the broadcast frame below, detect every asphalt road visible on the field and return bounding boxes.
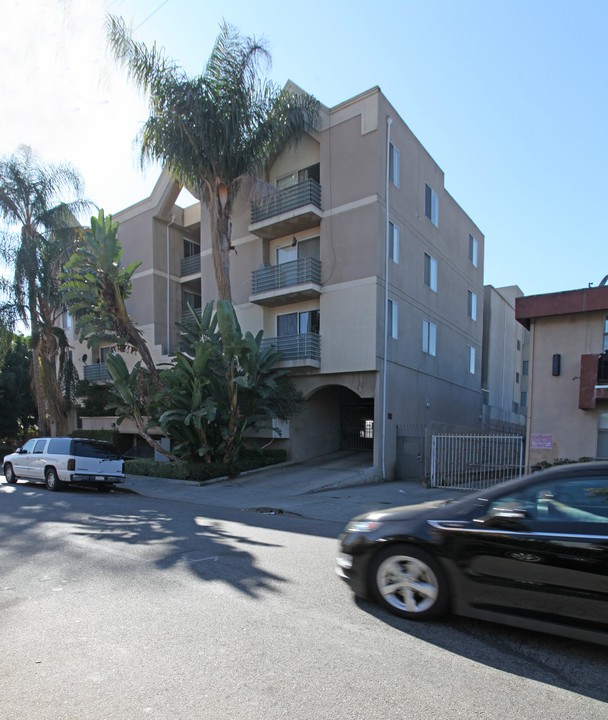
[1,480,607,720]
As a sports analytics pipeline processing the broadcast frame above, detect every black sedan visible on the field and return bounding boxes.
[336,462,608,645]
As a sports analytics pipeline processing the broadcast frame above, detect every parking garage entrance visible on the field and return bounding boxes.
[340,397,374,451]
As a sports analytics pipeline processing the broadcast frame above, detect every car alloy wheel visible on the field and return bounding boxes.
[370,544,448,620]
[45,468,62,492]
[4,463,17,484]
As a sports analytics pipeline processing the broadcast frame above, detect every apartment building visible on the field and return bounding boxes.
[73,85,485,479]
[516,284,608,469]
[481,285,529,432]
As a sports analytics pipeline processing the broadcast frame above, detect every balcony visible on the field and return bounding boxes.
[249,179,322,240]
[579,352,608,409]
[250,257,322,306]
[180,254,201,277]
[181,306,203,324]
[261,333,321,368]
[83,363,111,382]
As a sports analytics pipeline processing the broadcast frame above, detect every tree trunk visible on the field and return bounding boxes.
[30,347,49,436]
[210,194,232,301]
[128,327,166,389]
[134,422,179,462]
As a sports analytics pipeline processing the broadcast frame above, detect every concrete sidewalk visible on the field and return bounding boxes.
[122,456,459,525]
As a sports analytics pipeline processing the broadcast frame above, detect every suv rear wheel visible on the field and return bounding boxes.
[45,467,62,492]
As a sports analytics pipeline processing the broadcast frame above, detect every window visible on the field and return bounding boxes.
[424,253,437,292]
[33,439,46,454]
[517,339,521,351]
[516,372,520,383]
[467,290,477,321]
[389,143,399,187]
[467,345,475,374]
[512,401,519,414]
[388,221,399,263]
[422,320,437,356]
[183,238,200,258]
[468,234,478,267]
[277,236,320,265]
[521,391,528,408]
[277,244,297,265]
[100,346,115,363]
[277,312,297,336]
[21,439,36,453]
[277,310,320,336]
[489,476,608,523]
[387,299,398,339]
[47,438,72,455]
[425,184,438,226]
[297,236,320,260]
[276,163,320,190]
[522,360,529,376]
[603,317,608,352]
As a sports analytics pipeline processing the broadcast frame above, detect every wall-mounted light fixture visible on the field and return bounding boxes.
[291,236,297,247]
[552,354,561,376]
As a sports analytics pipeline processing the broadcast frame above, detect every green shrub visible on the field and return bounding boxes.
[124,449,287,482]
[531,456,594,472]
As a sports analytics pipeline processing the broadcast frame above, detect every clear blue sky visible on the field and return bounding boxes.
[2,0,606,296]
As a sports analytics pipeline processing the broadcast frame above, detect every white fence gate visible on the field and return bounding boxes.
[430,434,524,490]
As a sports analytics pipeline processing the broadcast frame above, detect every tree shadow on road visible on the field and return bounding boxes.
[0,482,309,600]
[354,596,608,705]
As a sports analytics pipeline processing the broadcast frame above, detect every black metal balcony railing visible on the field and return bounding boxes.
[251,257,321,295]
[251,179,322,224]
[83,363,111,382]
[181,306,203,324]
[180,254,201,276]
[261,333,321,362]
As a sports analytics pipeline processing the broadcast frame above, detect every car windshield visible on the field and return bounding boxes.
[72,440,120,459]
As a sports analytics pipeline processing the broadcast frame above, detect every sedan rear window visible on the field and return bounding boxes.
[72,440,121,459]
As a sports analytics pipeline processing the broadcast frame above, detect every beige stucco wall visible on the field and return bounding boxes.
[526,312,606,467]
[482,285,528,427]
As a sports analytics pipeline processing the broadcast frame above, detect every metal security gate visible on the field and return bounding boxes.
[430,434,524,489]
[340,402,374,451]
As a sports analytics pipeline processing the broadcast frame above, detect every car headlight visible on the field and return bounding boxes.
[345,520,382,533]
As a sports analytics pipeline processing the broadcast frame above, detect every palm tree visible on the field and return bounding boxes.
[33,229,82,436]
[107,16,319,301]
[0,145,90,435]
[62,209,165,389]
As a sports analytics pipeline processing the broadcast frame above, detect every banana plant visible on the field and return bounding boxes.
[160,301,302,464]
[105,353,177,461]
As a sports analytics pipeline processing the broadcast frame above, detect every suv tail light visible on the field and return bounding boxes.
[67,458,75,471]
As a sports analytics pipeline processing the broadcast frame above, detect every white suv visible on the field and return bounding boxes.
[3,437,125,491]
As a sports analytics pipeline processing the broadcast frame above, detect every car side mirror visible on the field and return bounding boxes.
[16,448,25,454]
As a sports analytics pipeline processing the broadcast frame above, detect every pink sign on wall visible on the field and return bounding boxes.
[531,433,553,449]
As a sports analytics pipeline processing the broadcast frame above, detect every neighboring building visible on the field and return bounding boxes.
[516,285,608,469]
[481,285,529,432]
[71,85,486,479]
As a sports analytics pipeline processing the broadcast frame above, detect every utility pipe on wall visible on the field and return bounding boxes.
[382,116,393,479]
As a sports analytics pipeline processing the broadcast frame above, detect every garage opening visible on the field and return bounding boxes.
[340,397,374,451]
